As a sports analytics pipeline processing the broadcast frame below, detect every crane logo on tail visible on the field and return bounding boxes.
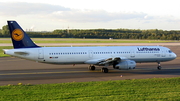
[12,29,24,41]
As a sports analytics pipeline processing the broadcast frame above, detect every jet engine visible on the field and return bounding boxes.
[114,60,136,70]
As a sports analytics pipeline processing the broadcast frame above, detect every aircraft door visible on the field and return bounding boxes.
[131,50,135,58]
[38,49,44,59]
[161,50,166,57]
[89,50,93,58]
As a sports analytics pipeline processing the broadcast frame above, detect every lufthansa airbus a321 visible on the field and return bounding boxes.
[3,21,177,73]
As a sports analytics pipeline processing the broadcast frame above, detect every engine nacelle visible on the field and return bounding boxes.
[115,60,136,70]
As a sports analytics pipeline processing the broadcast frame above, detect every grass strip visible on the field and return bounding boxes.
[0,77,180,101]
[0,38,176,43]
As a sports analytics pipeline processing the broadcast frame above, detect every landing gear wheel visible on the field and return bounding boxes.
[88,65,95,70]
[157,66,162,70]
[101,68,109,73]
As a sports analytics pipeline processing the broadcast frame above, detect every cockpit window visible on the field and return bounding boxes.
[168,50,172,53]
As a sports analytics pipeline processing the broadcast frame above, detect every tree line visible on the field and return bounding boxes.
[0,25,180,40]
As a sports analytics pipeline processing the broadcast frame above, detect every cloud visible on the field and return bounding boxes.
[51,10,147,22]
[2,1,179,30]
[0,2,148,23]
[0,2,70,16]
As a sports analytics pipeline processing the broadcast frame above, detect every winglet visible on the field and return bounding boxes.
[7,21,39,49]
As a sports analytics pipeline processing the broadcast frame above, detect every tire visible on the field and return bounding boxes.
[101,68,108,73]
[91,66,95,70]
[88,66,95,70]
[157,66,162,70]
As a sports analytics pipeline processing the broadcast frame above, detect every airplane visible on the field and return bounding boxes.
[3,21,177,73]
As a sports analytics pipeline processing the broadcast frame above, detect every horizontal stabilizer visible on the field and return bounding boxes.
[14,52,29,55]
[2,49,10,54]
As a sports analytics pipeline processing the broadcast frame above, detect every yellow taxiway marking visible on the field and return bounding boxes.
[176,57,180,59]
[0,59,24,62]
[0,70,100,76]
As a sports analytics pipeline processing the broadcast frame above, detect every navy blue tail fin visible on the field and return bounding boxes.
[7,21,39,49]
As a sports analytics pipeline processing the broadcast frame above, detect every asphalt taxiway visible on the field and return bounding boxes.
[0,46,179,86]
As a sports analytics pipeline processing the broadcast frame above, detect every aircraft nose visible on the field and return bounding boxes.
[172,53,177,59]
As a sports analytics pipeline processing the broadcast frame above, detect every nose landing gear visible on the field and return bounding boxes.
[157,62,162,70]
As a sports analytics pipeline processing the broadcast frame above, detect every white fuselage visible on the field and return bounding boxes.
[4,46,177,65]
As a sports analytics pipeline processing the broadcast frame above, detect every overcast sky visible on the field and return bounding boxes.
[0,0,180,31]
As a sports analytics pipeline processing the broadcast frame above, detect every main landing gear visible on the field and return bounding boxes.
[88,65,109,73]
[101,68,109,73]
[88,65,95,70]
[157,62,162,70]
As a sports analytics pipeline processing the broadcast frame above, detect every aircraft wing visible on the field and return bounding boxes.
[84,57,127,65]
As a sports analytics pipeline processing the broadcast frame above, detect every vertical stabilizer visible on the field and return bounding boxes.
[7,21,39,49]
